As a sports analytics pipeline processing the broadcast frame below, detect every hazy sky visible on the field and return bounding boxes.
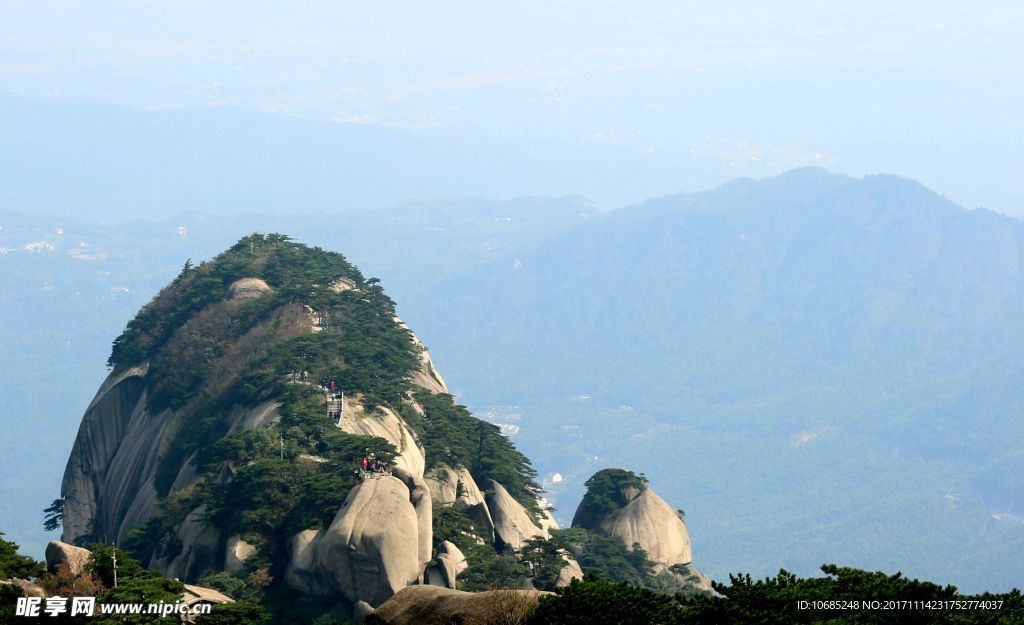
[2,1,1023,215]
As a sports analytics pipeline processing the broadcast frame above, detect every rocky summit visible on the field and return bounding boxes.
[57,234,709,622]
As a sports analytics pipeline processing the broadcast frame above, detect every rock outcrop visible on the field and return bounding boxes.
[665,563,716,597]
[485,479,546,551]
[152,504,224,581]
[226,277,272,299]
[61,365,281,551]
[391,467,433,569]
[401,320,448,395]
[424,465,484,508]
[283,529,329,596]
[424,465,495,540]
[43,543,233,612]
[224,535,256,575]
[555,556,584,587]
[181,584,234,608]
[285,476,426,607]
[0,579,46,598]
[366,585,549,625]
[340,399,425,477]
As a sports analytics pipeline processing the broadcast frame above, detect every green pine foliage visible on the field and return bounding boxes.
[406,390,542,517]
[528,567,1024,625]
[572,468,647,525]
[42,498,64,532]
[518,537,572,591]
[122,234,418,496]
[199,601,271,625]
[530,577,679,625]
[0,531,44,579]
[108,234,360,369]
[550,527,657,590]
[430,505,527,591]
[87,545,187,625]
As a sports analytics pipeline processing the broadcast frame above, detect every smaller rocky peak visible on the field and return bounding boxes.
[571,468,692,567]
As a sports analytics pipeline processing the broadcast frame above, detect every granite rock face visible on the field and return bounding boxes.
[598,487,693,566]
[60,359,281,555]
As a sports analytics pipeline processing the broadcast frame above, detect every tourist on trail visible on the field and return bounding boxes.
[361,456,369,472]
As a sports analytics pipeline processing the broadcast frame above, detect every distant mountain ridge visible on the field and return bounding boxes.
[408,168,1024,591]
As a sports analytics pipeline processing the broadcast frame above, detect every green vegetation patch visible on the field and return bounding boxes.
[405,390,542,517]
[571,468,648,527]
[551,527,658,590]
[529,567,1024,625]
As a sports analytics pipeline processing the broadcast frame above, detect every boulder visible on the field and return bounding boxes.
[353,600,375,623]
[284,529,330,596]
[6,579,47,597]
[331,278,358,293]
[424,466,459,506]
[484,480,544,551]
[396,318,448,394]
[310,476,421,607]
[224,535,256,575]
[424,541,468,589]
[44,541,91,576]
[538,501,559,534]
[555,556,583,587]
[425,466,495,542]
[466,502,497,544]
[367,585,548,625]
[409,349,448,394]
[424,566,445,588]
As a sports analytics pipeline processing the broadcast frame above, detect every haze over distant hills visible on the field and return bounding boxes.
[3,85,1023,222]
[1,168,1022,593]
